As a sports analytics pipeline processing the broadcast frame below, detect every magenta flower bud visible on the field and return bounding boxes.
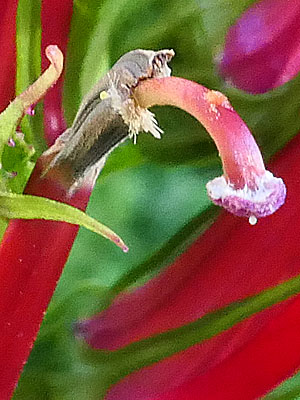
[134,77,286,221]
[219,0,300,93]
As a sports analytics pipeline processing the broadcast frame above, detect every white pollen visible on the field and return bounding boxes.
[108,84,163,140]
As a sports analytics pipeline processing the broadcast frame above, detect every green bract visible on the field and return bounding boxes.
[0,192,126,250]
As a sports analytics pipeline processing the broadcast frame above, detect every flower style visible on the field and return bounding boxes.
[134,77,286,221]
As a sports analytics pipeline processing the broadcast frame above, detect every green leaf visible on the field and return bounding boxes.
[112,205,218,294]
[86,271,300,393]
[16,0,45,154]
[39,205,218,339]
[264,371,300,399]
[0,192,127,251]
[101,142,144,178]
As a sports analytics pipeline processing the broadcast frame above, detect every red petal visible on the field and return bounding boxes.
[41,0,73,145]
[0,160,91,399]
[220,0,300,93]
[0,1,75,396]
[155,296,300,400]
[0,0,17,111]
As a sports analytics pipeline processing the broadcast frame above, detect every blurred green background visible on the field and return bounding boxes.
[12,0,300,398]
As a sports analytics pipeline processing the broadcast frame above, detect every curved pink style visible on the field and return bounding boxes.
[134,77,286,219]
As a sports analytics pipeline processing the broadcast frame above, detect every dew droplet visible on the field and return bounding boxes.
[248,215,257,225]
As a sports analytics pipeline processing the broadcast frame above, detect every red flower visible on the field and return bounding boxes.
[0,0,17,112]
[220,0,300,93]
[41,0,72,145]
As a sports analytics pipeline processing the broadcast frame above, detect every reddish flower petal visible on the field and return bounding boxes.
[0,0,17,111]
[77,131,300,400]
[0,2,74,396]
[220,0,300,93]
[155,296,300,400]
[41,0,73,145]
[0,159,91,399]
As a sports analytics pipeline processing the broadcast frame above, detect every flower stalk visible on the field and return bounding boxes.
[18,45,63,110]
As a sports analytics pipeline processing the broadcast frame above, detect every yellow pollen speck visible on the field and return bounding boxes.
[205,90,233,110]
[100,91,109,100]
